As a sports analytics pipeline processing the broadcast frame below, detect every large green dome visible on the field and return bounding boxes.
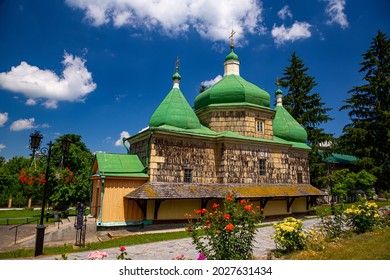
[149,69,201,129]
[194,74,271,111]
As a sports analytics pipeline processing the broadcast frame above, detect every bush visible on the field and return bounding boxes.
[344,199,381,233]
[272,217,308,252]
[317,205,348,241]
[186,193,263,260]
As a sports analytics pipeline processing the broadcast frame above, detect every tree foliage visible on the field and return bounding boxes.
[279,52,334,188]
[0,134,93,209]
[339,30,390,191]
[330,169,377,201]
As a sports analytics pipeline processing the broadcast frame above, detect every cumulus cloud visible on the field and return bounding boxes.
[324,0,348,29]
[0,52,97,109]
[0,144,5,152]
[201,75,223,88]
[0,112,8,127]
[271,21,311,45]
[65,0,264,42]
[277,5,293,20]
[10,118,36,131]
[115,131,131,146]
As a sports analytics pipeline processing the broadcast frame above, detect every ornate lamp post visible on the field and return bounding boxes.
[29,131,71,256]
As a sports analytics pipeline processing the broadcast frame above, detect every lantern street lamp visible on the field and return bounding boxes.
[28,131,71,256]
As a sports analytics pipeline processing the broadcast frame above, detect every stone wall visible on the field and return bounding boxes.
[197,107,274,140]
[144,133,310,185]
[148,136,217,183]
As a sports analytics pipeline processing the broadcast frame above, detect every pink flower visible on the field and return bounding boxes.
[88,251,108,260]
[197,254,206,260]
[120,246,126,252]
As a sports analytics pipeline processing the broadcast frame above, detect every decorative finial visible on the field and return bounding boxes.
[229,29,236,50]
[175,56,180,71]
[276,77,281,88]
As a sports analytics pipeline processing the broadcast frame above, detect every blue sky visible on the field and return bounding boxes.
[0,0,389,160]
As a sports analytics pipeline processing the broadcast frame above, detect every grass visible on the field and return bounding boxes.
[285,227,390,260]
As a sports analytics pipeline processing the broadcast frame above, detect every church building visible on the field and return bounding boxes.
[90,40,324,227]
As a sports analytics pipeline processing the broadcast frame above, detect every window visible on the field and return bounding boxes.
[184,169,193,183]
[259,159,267,176]
[256,120,264,133]
[297,172,303,184]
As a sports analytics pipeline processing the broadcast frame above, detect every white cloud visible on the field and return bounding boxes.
[65,0,264,42]
[324,0,348,29]
[0,52,97,109]
[0,144,5,152]
[201,75,223,88]
[10,118,36,131]
[277,5,293,20]
[115,131,131,146]
[271,21,311,45]
[0,112,8,127]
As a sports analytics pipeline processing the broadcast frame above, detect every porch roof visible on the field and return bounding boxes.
[124,183,325,200]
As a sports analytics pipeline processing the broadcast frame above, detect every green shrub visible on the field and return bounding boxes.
[344,199,381,233]
[272,217,308,252]
[186,193,263,260]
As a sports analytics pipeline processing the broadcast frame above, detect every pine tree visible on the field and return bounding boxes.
[339,30,390,191]
[279,52,334,188]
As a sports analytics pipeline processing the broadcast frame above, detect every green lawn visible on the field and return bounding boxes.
[286,227,390,260]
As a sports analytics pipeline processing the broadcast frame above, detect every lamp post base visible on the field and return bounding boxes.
[34,224,45,256]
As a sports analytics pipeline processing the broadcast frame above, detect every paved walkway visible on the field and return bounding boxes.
[30,218,319,260]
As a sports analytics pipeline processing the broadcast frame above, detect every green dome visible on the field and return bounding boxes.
[273,105,308,143]
[225,50,239,61]
[194,74,271,111]
[149,87,202,129]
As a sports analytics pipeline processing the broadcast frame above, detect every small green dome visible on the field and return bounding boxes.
[149,87,202,129]
[273,106,308,143]
[172,67,181,81]
[194,74,271,111]
[225,50,239,61]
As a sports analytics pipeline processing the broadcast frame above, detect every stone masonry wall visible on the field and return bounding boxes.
[197,108,274,140]
[220,144,310,184]
[145,134,310,185]
[148,136,217,183]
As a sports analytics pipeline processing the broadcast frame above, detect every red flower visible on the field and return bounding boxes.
[201,208,207,214]
[215,230,221,235]
[244,204,252,211]
[195,209,202,215]
[224,214,230,220]
[226,223,234,231]
[212,203,219,209]
[226,193,233,202]
[239,199,246,205]
[120,246,126,252]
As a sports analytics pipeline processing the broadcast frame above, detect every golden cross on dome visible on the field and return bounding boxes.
[229,29,236,49]
[175,56,180,69]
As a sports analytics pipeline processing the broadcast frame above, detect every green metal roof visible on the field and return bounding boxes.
[149,87,202,129]
[224,50,239,61]
[149,68,201,129]
[322,153,358,165]
[273,105,308,143]
[194,74,271,111]
[136,124,311,150]
[93,153,149,178]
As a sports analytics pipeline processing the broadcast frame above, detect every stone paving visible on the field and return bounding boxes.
[32,218,319,260]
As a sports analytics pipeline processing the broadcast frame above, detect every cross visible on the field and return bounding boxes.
[175,56,180,69]
[229,29,236,49]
